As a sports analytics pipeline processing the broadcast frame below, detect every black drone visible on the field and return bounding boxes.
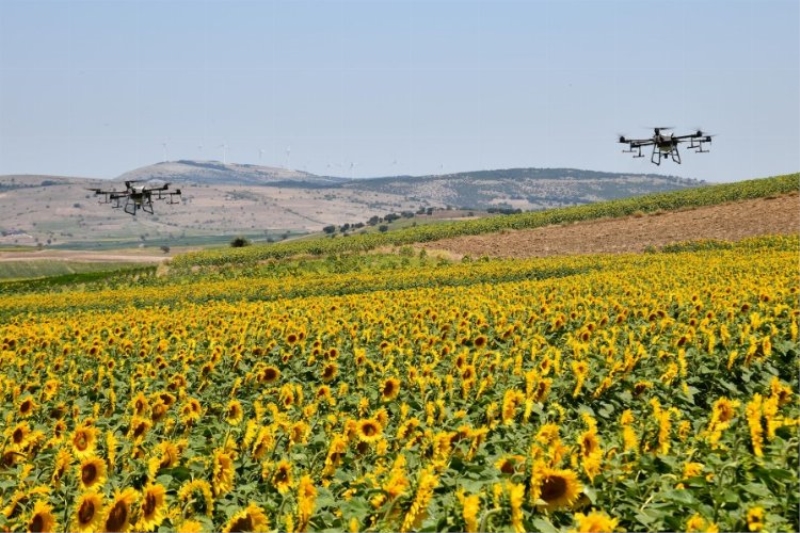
[88,180,182,216]
[619,127,713,165]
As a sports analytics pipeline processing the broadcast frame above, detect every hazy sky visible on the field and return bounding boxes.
[0,0,797,182]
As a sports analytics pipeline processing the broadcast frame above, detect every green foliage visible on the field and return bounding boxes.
[170,173,799,271]
[230,236,251,248]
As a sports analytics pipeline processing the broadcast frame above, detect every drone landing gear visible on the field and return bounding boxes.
[124,195,154,216]
[651,144,681,166]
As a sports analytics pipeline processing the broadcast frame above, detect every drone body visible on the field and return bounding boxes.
[619,128,713,165]
[88,180,182,216]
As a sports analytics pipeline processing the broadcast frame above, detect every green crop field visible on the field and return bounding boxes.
[0,174,796,533]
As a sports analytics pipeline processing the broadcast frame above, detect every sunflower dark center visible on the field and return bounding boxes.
[275,468,289,483]
[143,492,157,516]
[29,515,45,533]
[363,423,377,436]
[228,516,253,533]
[105,502,128,532]
[540,475,567,502]
[82,463,98,484]
[78,501,96,525]
[75,432,88,449]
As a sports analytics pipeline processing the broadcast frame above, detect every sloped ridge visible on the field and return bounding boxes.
[115,160,347,187]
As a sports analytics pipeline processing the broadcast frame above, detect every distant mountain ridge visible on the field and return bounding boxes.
[116,160,349,187]
[113,160,703,210]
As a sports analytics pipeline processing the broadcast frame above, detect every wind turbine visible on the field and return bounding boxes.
[350,161,358,180]
[259,148,265,163]
[285,146,291,169]
[219,143,228,164]
[162,141,168,162]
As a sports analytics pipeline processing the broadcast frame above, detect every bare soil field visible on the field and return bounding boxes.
[2,193,797,266]
[424,193,800,259]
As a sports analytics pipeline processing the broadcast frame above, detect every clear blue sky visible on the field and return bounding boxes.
[1,0,797,182]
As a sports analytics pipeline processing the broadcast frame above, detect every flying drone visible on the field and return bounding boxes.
[88,180,182,216]
[619,127,713,165]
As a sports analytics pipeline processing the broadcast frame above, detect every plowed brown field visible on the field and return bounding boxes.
[423,192,800,259]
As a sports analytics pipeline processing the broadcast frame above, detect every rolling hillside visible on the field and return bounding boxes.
[0,163,702,249]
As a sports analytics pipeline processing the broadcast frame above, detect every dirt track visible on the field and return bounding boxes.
[424,193,800,259]
[0,250,170,263]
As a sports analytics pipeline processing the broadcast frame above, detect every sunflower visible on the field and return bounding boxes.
[176,519,205,533]
[212,449,235,496]
[380,377,401,402]
[459,492,480,533]
[26,500,57,533]
[18,395,37,418]
[685,514,718,533]
[155,441,180,469]
[222,502,270,533]
[579,428,601,458]
[177,478,214,517]
[271,460,294,494]
[71,422,98,459]
[251,427,275,460]
[9,421,31,447]
[103,487,138,533]
[495,454,526,475]
[137,483,167,531]
[532,466,582,510]
[356,418,383,444]
[710,397,739,425]
[682,462,704,480]
[78,455,107,491]
[50,447,73,486]
[746,506,765,532]
[130,392,149,417]
[128,416,152,443]
[297,474,317,530]
[289,421,309,445]
[573,510,619,533]
[180,398,203,426]
[1,448,20,469]
[52,418,68,440]
[260,366,281,385]
[316,384,335,405]
[321,362,338,382]
[72,491,104,533]
[150,398,169,423]
[225,399,244,426]
[473,335,488,349]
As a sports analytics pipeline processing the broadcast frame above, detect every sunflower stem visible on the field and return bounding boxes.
[478,507,502,533]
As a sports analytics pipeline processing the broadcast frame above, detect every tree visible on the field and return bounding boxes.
[323,225,337,234]
[378,225,389,233]
[230,236,250,248]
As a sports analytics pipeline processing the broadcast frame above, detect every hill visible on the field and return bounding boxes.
[116,160,347,187]
[0,163,702,249]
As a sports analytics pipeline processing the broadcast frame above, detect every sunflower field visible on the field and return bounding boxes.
[0,231,797,532]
